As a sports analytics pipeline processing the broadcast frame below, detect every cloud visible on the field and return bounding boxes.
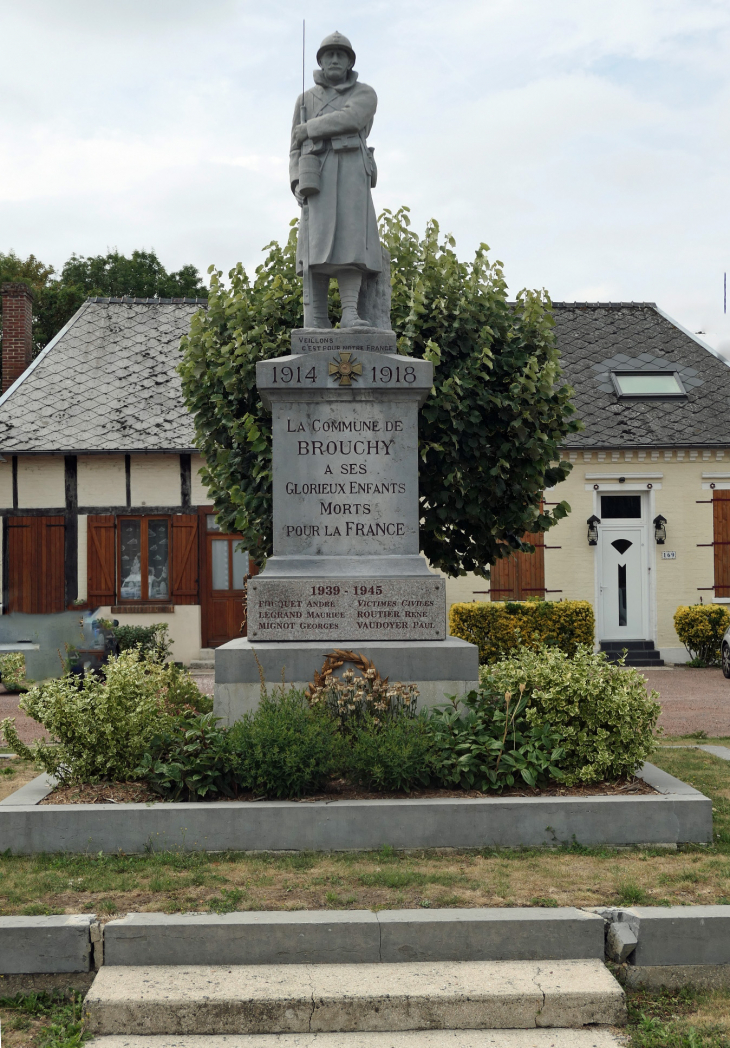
[1,0,729,344]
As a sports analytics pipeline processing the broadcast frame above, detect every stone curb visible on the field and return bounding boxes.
[4,906,730,981]
[0,762,711,853]
[0,772,57,806]
[600,904,730,966]
[102,907,605,967]
[0,914,97,974]
[661,744,730,761]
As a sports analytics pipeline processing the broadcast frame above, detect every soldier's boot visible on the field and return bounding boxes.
[338,269,369,328]
[304,272,331,329]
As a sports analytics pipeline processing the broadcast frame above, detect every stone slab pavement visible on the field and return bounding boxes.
[642,668,730,737]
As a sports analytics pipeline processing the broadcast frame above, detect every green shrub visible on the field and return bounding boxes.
[429,688,565,791]
[449,599,594,664]
[229,690,346,798]
[161,662,213,715]
[0,650,206,785]
[107,621,173,663]
[0,652,27,692]
[345,714,435,792]
[136,711,234,801]
[673,604,730,667]
[482,645,660,785]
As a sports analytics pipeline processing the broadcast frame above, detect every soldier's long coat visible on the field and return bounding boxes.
[290,70,382,275]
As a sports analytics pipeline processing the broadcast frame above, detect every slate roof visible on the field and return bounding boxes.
[0,298,205,453]
[1,297,728,454]
[553,303,730,448]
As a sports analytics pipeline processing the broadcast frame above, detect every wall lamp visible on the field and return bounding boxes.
[653,514,667,544]
[587,515,600,546]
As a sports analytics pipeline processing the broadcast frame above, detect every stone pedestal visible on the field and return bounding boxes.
[213,334,479,722]
[215,637,479,722]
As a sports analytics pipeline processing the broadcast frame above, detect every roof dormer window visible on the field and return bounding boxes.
[611,372,686,398]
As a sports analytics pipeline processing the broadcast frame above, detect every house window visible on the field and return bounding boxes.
[611,372,686,397]
[211,538,249,591]
[600,495,642,519]
[119,516,170,602]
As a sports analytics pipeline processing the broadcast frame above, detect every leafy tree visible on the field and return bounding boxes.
[179,208,580,578]
[60,249,206,300]
[1,248,207,358]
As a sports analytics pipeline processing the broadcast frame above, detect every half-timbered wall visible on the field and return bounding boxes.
[77,456,126,507]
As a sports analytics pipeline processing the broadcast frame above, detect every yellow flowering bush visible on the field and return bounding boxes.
[0,650,206,785]
[673,604,730,667]
[450,600,594,664]
[482,645,660,785]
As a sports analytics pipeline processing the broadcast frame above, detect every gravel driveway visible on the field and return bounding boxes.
[643,667,730,738]
[0,686,51,745]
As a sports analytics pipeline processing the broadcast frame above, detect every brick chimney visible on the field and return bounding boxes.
[1,282,34,394]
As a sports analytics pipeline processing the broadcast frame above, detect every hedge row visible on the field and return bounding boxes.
[449,599,595,664]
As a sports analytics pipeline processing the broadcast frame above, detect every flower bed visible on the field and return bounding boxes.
[1,644,662,804]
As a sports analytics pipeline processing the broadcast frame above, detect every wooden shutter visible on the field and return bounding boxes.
[7,516,65,613]
[7,518,34,613]
[87,515,116,605]
[714,491,730,598]
[490,536,545,601]
[171,514,199,604]
[41,517,66,612]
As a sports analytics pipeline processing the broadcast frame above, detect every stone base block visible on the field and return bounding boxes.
[214,636,479,723]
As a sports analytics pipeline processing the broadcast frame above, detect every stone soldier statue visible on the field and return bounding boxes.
[290,31,384,330]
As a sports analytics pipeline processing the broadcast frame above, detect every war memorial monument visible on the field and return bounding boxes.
[214,32,479,720]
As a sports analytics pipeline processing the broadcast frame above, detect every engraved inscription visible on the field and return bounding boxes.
[272,401,419,557]
[247,577,447,641]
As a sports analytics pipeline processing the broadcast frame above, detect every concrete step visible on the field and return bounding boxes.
[86,1030,628,1047]
[84,960,626,1037]
[189,649,215,670]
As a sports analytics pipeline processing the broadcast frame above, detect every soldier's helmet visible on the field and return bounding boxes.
[316,31,356,67]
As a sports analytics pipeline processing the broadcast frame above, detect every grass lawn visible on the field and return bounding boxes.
[625,985,730,1046]
[0,744,728,916]
[0,758,40,803]
[1,984,730,1048]
[0,990,85,1047]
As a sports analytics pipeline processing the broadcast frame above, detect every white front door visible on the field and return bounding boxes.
[599,526,646,639]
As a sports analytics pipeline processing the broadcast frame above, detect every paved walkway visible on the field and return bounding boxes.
[643,667,730,737]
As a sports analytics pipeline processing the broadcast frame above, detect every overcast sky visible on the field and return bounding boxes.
[2,0,729,351]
